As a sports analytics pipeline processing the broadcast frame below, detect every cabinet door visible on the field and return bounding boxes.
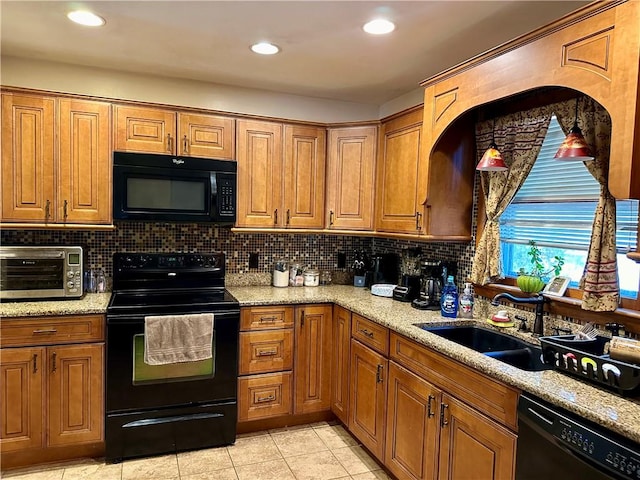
[0,347,44,452]
[326,126,376,230]
[385,362,441,480]
[349,339,387,460]
[114,105,176,154]
[330,306,351,424]
[177,113,235,159]
[58,99,112,224]
[47,344,104,447]
[1,93,55,222]
[294,305,332,414]
[438,394,516,480]
[375,109,424,234]
[283,125,326,229]
[236,119,283,227]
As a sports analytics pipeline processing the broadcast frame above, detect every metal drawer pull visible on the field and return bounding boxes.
[183,135,189,153]
[329,210,334,226]
[166,134,173,152]
[33,329,57,335]
[257,349,278,357]
[359,328,374,338]
[376,364,383,383]
[286,209,290,225]
[274,209,278,224]
[259,316,277,323]
[256,394,276,403]
[51,352,57,373]
[416,211,422,230]
[427,395,436,418]
[440,403,449,427]
[32,353,38,374]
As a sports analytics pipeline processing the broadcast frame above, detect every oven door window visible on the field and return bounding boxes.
[132,334,215,385]
[126,176,206,212]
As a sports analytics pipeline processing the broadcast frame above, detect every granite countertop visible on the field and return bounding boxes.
[2,285,638,444]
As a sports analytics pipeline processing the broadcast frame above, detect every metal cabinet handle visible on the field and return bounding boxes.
[45,199,50,222]
[359,328,374,338]
[63,199,68,221]
[286,209,290,225]
[329,210,334,226]
[376,364,383,383]
[259,316,277,323]
[416,211,422,230]
[256,394,276,403]
[33,329,57,335]
[32,353,38,374]
[256,349,278,357]
[183,135,189,154]
[300,310,305,328]
[440,403,449,427]
[274,209,278,225]
[427,395,436,418]
[51,352,57,373]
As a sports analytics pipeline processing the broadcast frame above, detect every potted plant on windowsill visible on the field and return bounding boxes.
[517,240,565,293]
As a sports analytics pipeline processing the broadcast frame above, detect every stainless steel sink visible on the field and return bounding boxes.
[414,324,552,372]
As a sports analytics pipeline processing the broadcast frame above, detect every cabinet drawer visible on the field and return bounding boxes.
[0,315,105,347]
[238,372,292,422]
[239,329,293,375]
[390,332,518,430]
[240,306,294,331]
[351,314,389,355]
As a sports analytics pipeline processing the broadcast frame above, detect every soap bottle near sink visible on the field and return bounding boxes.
[440,275,459,318]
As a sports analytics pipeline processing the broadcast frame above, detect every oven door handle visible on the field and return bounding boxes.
[123,412,223,428]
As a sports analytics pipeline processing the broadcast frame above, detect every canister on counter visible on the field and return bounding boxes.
[304,269,319,287]
[273,259,289,287]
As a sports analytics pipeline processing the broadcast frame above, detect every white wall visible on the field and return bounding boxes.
[1,56,421,123]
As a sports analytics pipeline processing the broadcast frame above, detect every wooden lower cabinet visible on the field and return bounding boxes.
[385,361,441,480]
[330,306,351,424]
[238,372,293,421]
[349,339,387,461]
[438,394,516,480]
[294,305,332,414]
[0,343,103,452]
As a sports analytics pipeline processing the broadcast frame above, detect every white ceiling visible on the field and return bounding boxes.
[1,1,590,106]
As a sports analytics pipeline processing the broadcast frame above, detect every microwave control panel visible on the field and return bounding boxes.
[216,174,236,217]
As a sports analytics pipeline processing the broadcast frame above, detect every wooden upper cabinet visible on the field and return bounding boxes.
[236,119,283,227]
[1,93,56,223]
[1,93,111,226]
[326,126,376,231]
[114,105,235,159]
[114,105,175,155]
[177,113,235,159]
[283,125,326,229]
[375,108,425,235]
[58,99,112,224]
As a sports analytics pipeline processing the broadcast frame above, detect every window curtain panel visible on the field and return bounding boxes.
[554,97,619,311]
[470,107,553,284]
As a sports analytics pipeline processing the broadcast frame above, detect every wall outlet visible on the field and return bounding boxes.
[337,252,346,269]
[249,252,259,269]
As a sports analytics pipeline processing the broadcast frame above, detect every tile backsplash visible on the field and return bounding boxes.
[0,223,473,287]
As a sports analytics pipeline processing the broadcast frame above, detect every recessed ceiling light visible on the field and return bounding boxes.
[363,19,395,35]
[67,10,106,27]
[251,42,280,55]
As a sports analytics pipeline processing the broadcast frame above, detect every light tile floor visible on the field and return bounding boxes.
[1,423,393,480]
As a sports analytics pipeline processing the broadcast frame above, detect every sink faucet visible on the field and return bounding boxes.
[491,293,547,336]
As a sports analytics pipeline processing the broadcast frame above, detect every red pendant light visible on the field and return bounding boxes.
[477,120,508,172]
[554,97,594,162]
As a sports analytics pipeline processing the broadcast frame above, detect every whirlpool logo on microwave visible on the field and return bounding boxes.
[172,158,185,165]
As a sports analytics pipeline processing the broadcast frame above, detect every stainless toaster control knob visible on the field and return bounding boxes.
[67,281,75,288]
[67,271,75,278]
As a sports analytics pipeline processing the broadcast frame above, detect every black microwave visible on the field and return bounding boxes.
[113,152,236,224]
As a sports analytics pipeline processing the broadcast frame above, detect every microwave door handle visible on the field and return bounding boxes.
[0,251,64,259]
[210,174,218,219]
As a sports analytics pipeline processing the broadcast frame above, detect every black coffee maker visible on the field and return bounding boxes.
[411,260,457,310]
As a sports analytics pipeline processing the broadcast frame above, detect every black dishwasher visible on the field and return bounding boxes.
[516,393,640,480]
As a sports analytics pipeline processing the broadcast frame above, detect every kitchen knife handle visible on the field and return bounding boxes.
[183,135,189,154]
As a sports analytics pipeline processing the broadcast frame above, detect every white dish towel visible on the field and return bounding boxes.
[144,313,214,365]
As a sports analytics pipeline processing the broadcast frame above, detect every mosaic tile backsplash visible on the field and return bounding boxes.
[0,223,474,288]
